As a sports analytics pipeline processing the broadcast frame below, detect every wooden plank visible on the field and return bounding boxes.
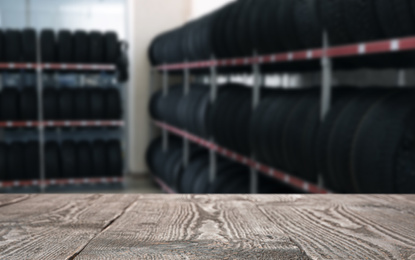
[75,195,309,259]
[0,194,139,259]
[76,195,415,260]
[1,195,414,259]
[257,195,415,260]
[0,194,34,208]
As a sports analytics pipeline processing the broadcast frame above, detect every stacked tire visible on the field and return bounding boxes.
[45,139,123,179]
[146,137,296,194]
[150,84,415,193]
[42,29,120,64]
[0,29,120,64]
[149,0,415,70]
[43,87,122,120]
[0,87,121,121]
[0,141,40,181]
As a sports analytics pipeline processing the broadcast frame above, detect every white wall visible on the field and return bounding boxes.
[190,0,233,19]
[127,0,191,174]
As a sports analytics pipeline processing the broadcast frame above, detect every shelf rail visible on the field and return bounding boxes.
[154,121,331,194]
[155,36,415,71]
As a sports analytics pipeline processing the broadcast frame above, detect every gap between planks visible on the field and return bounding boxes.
[67,199,139,260]
[0,194,37,209]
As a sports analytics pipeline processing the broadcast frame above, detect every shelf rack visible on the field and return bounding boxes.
[0,63,116,71]
[150,34,415,194]
[154,121,330,194]
[0,120,125,128]
[155,36,415,71]
[153,176,176,194]
[1,59,125,192]
[0,177,124,189]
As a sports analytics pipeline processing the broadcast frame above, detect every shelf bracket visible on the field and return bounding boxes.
[183,66,190,168]
[250,53,262,194]
[321,31,332,121]
[209,57,218,184]
[162,67,169,152]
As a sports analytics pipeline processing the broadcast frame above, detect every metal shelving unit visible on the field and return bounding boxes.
[0,61,126,192]
[150,34,415,194]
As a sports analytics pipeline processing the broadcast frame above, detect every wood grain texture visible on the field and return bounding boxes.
[0,195,414,259]
[0,194,139,259]
[0,194,34,208]
[75,195,308,260]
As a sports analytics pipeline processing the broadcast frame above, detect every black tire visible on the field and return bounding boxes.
[22,29,37,62]
[319,0,352,45]
[58,88,75,120]
[0,30,4,62]
[105,88,122,120]
[8,142,25,180]
[179,157,209,193]
[74,88,90,120]
[344,0,383,43]
[375,0,415,38]
[208,166,249,194]
[89,31,104,63]
[278,0,303,51]
[282,90,319,181]
[45,141,61,179]
[41,29,56,63]
[61,140,78,178]
[351,91,415,193]
[20,88,38,121]
[92,140,107,177]
[90,88,106,120]
[77,141,93,178]
[74,30,88,63]
[294,0,322,49]
[269,91,304,170]
[57,30,73,63]
[107,140,123,177]
[327,89,396,193]
[4,30,22,62]
[0,88,20,121]
[43,88,59,120]
[24,141,39,180]
[317,88,357,189]
[0,143,8,180]
[104,32,119,64]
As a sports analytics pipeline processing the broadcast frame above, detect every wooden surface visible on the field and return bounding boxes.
[0,195,414,259]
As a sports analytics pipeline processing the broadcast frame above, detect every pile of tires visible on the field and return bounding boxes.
[146,137,296,194]
[0,87,38,121]
[317,88,415,193]
[150,84,253,155]
[0,141,40,181]
[43,87,122,120]
[149,0,415,70]
[45,139,122,179]
[150,84,211,138]
[150,84,415,193]
[0,139,122,181]
[0,87,121,121]
[0,28,120,64]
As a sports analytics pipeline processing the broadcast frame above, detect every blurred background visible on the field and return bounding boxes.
[1,0,415,194]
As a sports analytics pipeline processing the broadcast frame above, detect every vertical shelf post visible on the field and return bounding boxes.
[36,37,46,193]
[319,31,333,188]
[321,31,332,120]
[183,66,190,168]
[162,67,169,152]
[250,53,262,194]
[209,58,218,184]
